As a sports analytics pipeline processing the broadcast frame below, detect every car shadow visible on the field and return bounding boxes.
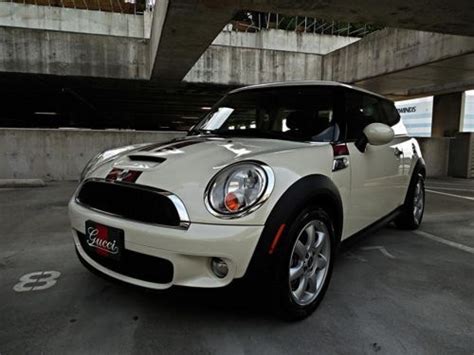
[82,268,276,322]
[78,224,396,323]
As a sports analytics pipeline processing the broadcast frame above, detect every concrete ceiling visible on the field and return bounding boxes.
[354,52,474,99]
[354,53,474,99]
[239,0,474,37]
[150,0,474,83]
[320,28,474,99]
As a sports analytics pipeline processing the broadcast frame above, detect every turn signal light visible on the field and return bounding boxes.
[224,192,242,212]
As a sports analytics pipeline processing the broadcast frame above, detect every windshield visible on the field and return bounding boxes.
[192,87,339,142]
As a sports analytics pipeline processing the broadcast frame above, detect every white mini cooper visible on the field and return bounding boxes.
[69,81,425,319]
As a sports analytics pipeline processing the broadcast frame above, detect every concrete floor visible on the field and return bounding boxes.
[0,179,473,354]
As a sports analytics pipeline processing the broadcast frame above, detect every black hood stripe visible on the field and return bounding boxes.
[139,137,221,153]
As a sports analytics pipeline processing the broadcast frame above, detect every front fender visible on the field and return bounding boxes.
[245,174,343,279]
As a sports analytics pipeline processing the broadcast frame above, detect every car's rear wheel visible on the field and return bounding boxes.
[395,173,425,230]
[271,207,335,320]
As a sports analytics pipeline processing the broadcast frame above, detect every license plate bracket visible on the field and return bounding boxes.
[84,221,124,261]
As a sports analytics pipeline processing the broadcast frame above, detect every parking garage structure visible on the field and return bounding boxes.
[0,0,473,352]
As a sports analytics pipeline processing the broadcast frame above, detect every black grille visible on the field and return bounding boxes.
[76,180,181,226]
[77,231,173,284]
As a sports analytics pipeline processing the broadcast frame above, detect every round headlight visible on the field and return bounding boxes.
[205,162,274,217]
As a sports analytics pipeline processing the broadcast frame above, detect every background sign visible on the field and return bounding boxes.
[395,97,433,137]
[463,90,474,132]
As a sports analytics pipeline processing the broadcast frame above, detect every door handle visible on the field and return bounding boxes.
[394,147,403,157]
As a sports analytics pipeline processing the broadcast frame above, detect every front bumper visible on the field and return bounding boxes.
[69,200,263,289]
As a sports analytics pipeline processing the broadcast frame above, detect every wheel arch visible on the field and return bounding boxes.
[402,157,426,206]
[415,157,426,178]
[245,174,343,280]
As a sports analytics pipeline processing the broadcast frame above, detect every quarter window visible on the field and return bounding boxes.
[345,92,382,140]
[344,91,399,140]
[380,100,401,127]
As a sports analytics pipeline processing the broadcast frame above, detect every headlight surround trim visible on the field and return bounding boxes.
[204,161,275,219]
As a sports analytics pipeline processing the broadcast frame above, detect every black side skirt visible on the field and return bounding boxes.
[339,206,403,251]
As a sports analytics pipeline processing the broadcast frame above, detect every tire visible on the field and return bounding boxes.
[395,173,425,230]
[270,207,336,321]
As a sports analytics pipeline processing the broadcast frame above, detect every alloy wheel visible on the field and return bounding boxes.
[413,179,424,224]
[289,219,331,306]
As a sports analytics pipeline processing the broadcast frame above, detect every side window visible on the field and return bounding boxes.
[344,91,383,140]
[281,107,338,142]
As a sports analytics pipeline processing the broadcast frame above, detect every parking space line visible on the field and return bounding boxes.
[426,189,474,201]
[414,230,474,254]
[427,180,474,186]
[427,186,474,192]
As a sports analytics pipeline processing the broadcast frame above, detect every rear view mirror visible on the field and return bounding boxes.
[364,123,394,146]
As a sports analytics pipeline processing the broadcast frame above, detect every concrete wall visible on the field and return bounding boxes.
[183,29,355,84]
[0,128,458,180]
[0,2,151,38]
[184,45,322,85]
[0,26,149,79]
[1,20,329,84]
[418,137,451,177]
[0,128,185,180]
[213,29,359,55]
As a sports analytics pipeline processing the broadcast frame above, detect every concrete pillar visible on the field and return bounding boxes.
[149,1,235,82]
[431,92,464,137]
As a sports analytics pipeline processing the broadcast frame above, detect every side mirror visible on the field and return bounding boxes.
[355,123,394,152]
[364,123,394,145]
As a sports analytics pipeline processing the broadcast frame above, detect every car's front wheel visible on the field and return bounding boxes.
[271,207,335,320]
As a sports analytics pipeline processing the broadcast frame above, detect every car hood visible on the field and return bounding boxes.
[111,135,311,170]
[87,135,331,224]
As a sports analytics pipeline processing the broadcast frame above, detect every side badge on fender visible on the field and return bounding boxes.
[332,143,350,172]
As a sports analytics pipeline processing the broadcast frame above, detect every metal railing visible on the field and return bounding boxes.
[229,11,380,37]
[7,0,154,14]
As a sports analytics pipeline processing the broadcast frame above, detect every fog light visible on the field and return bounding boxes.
[211,257,229,278]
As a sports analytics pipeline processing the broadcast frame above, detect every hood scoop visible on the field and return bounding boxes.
[112,154,166,170]
[127,155,167,164]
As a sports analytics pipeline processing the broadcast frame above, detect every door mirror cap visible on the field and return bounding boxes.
[363,123,394,146]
